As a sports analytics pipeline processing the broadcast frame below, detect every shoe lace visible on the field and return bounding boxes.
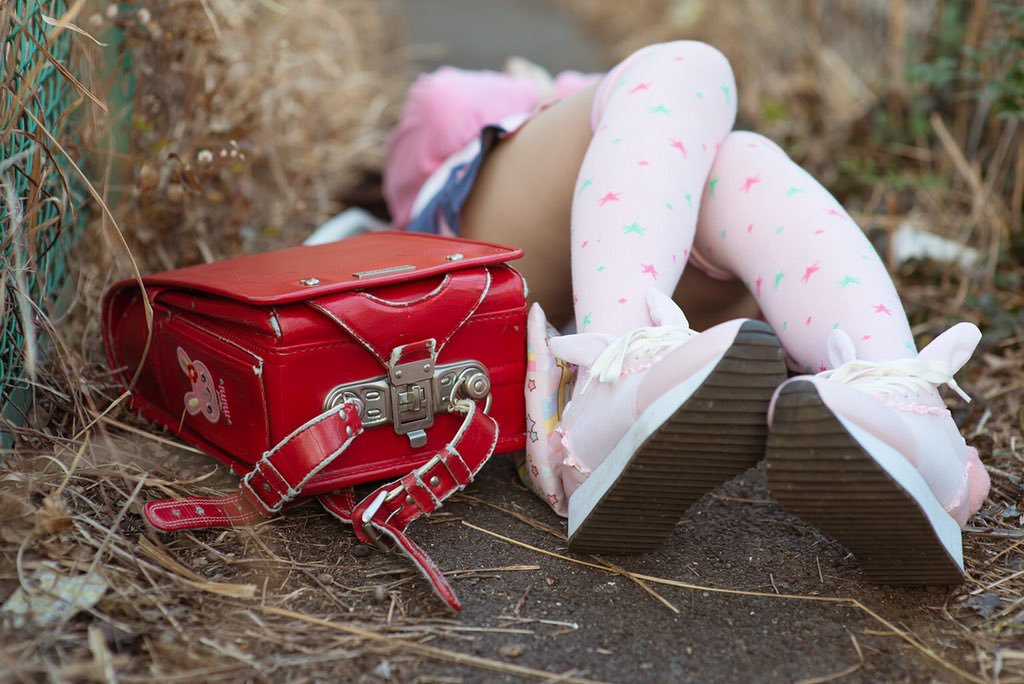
[587,324,697,387]
[819,357,971,403]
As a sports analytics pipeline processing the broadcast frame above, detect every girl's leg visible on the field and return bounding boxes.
[461,46,756,334]
[570,42,737,335]
[507,43,788,548]
[693,131,989,581]
[693,131,915,370]
[673,265,759,332]
[461,85,596,330]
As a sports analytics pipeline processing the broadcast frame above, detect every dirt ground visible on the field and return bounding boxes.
[97,432,986,683]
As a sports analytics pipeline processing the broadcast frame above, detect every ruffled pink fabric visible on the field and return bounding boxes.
[964,446,991,521]
[384,67,601,229]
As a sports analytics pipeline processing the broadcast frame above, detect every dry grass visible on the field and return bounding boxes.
[0,438,606,682]
[0,1,468,681]
[1,0,414,473]
[92,0,406,274]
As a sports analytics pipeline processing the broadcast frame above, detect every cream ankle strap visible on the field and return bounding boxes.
[588,324,697,386]
[819,357,972,403]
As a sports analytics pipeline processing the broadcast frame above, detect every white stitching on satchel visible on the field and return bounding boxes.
[413,474,442,508]
[242,403,360,512]
[436,270,491,356]
[240,479,276,514]
[290,413,361,497]
[310,302,386,363]
[389,339,437,368]
[262,404,348,459]
[438,454,459,482]
[252,458,288,496]
[268,311,282,338]
[360,274,451,306]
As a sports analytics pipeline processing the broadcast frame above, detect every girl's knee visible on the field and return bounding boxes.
[719,131,788,159]
[634,40,734,82]
[592,41,737,125]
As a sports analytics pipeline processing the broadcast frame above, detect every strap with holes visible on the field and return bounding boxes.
[319,399,499,611]
[142,399,499,612]
[143,403,363,530]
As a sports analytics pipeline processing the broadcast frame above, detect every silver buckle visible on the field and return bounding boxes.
[389,357,435,438]
[359,490,391,551]
[323,360,490,446]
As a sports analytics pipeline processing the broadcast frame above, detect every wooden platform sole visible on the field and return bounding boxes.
[567,320,786,555]
[765,381,965,585]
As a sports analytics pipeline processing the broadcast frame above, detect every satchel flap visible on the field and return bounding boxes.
[309,268,490,364]
[123,232,523,306]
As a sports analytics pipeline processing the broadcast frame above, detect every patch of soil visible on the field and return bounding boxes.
[366,458,976,683]
[161,450,975,683]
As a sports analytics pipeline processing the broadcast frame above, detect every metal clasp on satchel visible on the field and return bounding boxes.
[323,359,491,448]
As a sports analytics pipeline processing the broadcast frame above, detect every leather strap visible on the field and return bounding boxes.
[144,403,364,530]
[142,398,499,612]
[319,399,499,611]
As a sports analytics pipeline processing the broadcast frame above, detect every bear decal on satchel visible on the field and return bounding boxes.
[177,347,221,423]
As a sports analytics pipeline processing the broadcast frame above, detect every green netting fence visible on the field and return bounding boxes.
[1,0,83,449]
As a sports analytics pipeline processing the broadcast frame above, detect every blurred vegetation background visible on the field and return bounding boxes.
[567,0,1022,263]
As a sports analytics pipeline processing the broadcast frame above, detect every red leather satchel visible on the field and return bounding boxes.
[103,232,527,610]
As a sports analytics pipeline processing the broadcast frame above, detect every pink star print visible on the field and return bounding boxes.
[641,263,659,280]
[629,82,651,95]
[669,138,688,158]
[873,303,893,316]
[598,191,621,206]
[801,262,821,284]
[527,379,537,392]
[755,275,763,299]
[741,175,762,193]
[747,223,754,233]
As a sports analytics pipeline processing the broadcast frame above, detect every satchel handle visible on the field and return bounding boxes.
[143,398,499,612]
